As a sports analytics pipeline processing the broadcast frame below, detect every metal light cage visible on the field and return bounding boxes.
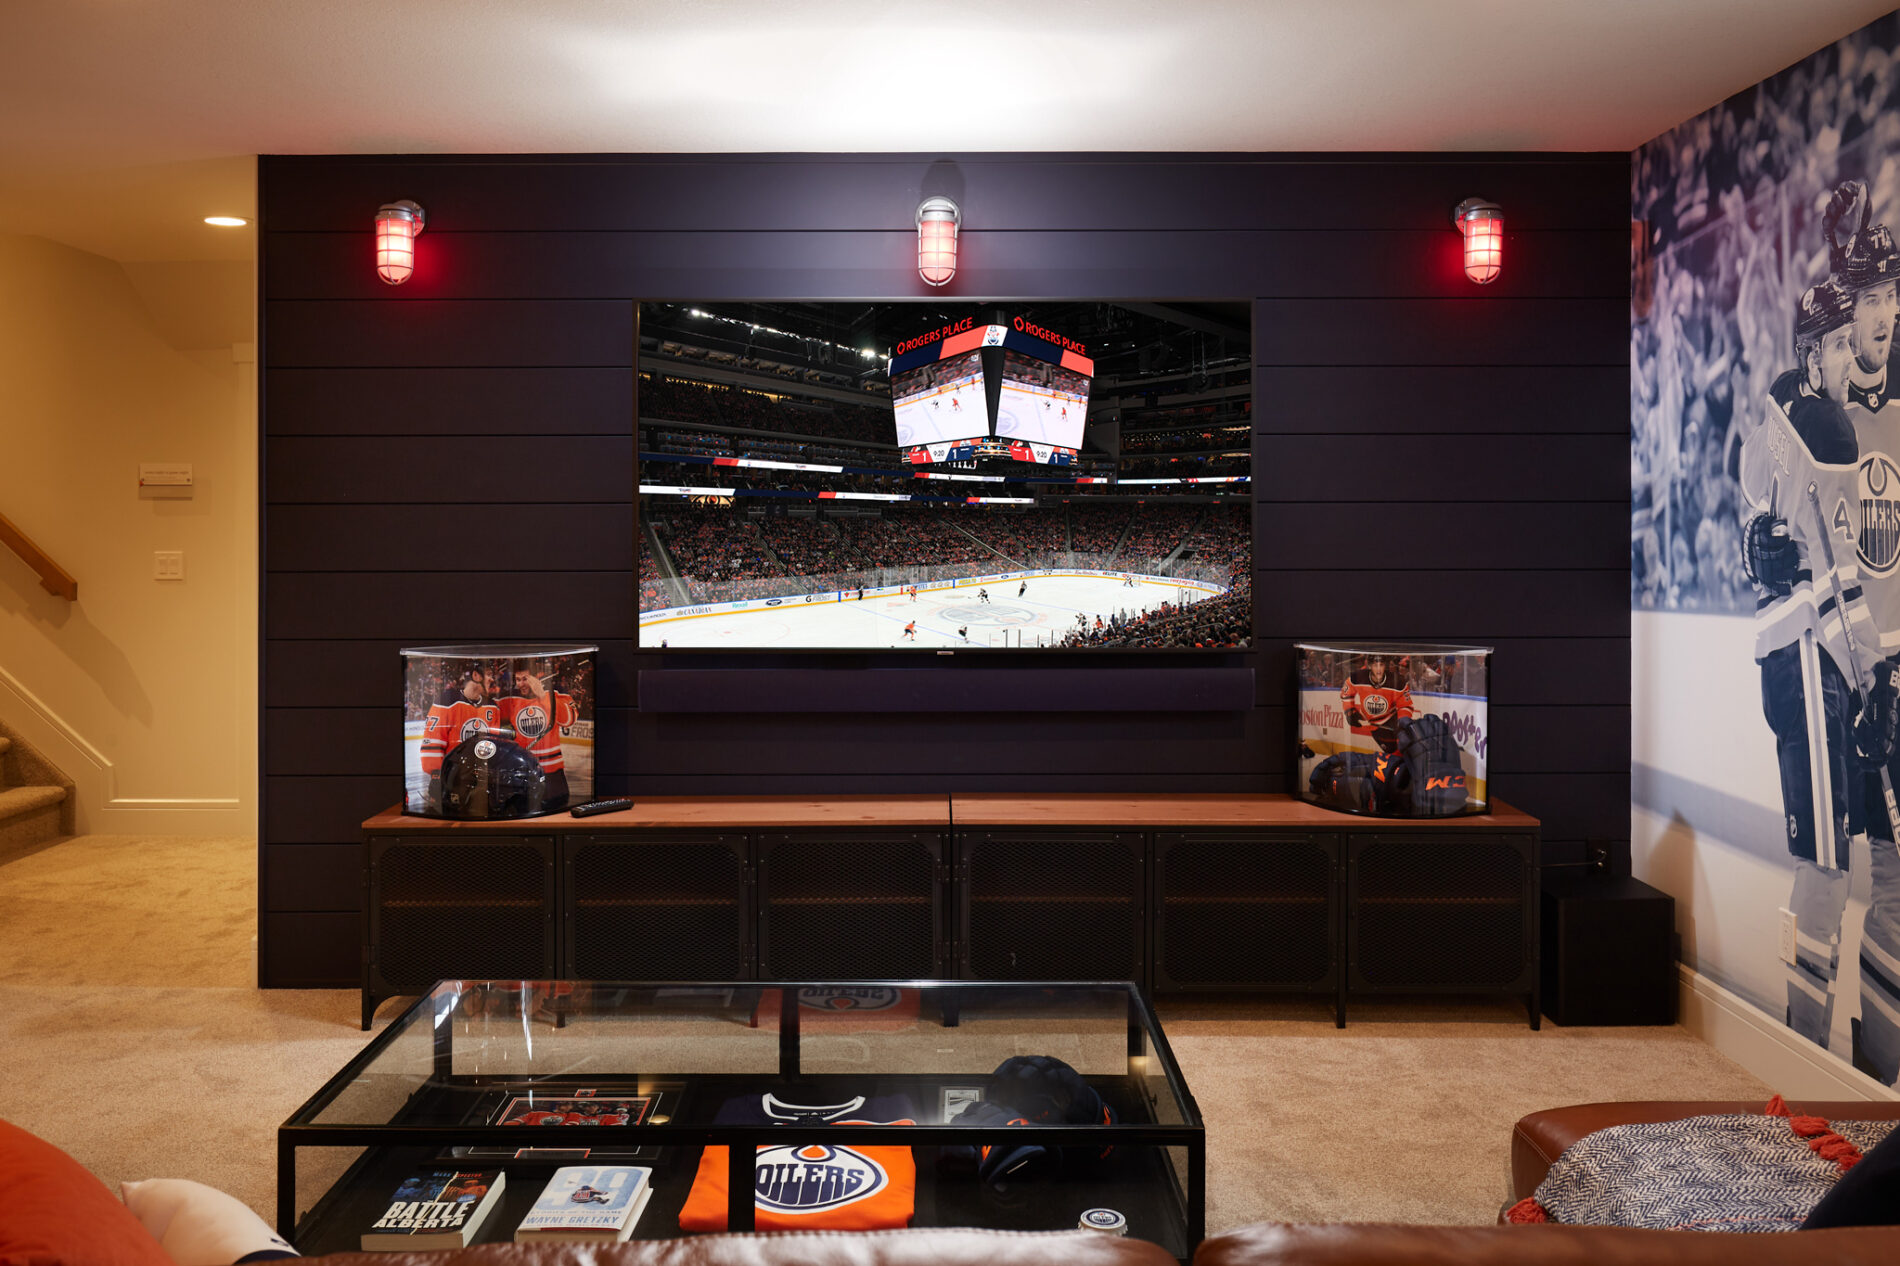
[1453,197,1503,284]
[916,195,961,287]
[374,199,426,285]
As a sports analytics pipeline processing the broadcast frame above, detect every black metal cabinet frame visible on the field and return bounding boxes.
[363,835,557,1029]
[363,820,1539,1029]
[1151,831,1341,1005]
[955,830,1147,984]
[1343,831,1540,1028]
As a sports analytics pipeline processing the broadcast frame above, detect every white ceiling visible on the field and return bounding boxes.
[0,0,1893,262]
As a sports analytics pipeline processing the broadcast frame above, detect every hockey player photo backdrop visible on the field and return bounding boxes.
[1295,643,1488,819]
[402,644,596,819]
[1631,11,1900,1087]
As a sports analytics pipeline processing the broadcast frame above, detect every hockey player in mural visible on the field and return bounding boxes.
[1741,184,1900,1084]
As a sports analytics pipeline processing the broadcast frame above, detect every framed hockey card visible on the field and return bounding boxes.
[442,1085,678,1163]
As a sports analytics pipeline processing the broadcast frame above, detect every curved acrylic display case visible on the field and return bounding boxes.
[401,643,597,819]
[1295,641,1490,819]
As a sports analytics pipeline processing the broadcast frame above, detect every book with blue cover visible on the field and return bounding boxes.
[514,1165,653,1242]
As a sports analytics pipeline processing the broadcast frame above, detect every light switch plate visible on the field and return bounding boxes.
[153,550,184,580]
[1778,907,1798,966]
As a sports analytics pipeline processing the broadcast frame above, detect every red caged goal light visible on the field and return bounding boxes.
[1452,197,1503,285]
[374,200,426,285]
[916,195,961,287]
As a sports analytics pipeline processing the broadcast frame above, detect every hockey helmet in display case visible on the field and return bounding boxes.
[401,643,598,819]
[1294,641,1491,819]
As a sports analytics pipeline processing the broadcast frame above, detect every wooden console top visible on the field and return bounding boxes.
[363,793,1535,832]
[949,793,1535,829]
[361,794,952,832]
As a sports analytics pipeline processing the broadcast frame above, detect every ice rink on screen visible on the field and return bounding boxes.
[645,573,1215,649]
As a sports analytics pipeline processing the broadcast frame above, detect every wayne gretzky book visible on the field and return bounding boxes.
[514,1165,653,1242]
[360,1169,505,1250]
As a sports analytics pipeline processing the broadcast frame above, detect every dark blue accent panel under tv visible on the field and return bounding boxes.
[638,668,1256,713]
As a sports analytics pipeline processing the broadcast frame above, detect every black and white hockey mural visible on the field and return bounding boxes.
[1632,10,1900,1088]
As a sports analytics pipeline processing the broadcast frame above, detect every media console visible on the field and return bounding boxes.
[360,794,1541,1030]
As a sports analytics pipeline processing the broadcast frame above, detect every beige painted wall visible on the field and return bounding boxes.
[0,233,256,834]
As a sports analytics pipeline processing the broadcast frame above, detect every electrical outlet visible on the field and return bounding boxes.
[1778,907,1798,966]
[153,550,184,581]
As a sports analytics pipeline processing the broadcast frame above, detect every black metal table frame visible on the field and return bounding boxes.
[279,979,1205,1250]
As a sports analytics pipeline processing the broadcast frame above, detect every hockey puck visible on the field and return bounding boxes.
[1078,1208,1127,1235]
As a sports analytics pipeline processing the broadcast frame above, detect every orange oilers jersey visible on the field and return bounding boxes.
[678,1094,917,1232]
[419,701,501,775]
[1340,675,1413,737]
[493,691,577,774]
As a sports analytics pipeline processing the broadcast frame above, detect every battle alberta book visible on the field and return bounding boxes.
[515,1165,653,1243]
[360,1169,505,1251]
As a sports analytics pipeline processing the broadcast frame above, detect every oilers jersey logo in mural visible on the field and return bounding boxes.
[752,1142,888,1214]
[1862,454,1900,575]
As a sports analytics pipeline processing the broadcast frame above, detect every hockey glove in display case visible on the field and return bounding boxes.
[402,644,597,819]
[1295,642,1491,819]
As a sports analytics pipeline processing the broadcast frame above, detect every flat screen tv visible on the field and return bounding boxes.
[637,301,1251,651]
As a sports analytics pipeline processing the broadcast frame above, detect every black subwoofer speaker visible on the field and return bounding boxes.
[1541,872,1676,1026]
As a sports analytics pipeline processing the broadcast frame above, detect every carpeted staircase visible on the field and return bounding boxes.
[0,718,74,863]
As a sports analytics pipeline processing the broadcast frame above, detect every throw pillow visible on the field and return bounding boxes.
[0,1119,173,1266]
[120,1178,298,1264]
[1801,1120,1900,1228]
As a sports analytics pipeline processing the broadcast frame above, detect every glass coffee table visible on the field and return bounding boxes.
[279,980,1204,1259]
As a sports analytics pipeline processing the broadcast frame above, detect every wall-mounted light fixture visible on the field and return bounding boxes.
[1452,198,1503,285]
[917,195,961,287]
[374,200,426,285]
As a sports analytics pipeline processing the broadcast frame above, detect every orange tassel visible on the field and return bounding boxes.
[1788,1114,1831,1138]
[1772,1099,1866,1172]
[1505,1197,1550,1224]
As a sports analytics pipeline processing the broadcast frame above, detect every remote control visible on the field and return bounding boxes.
[569,798,633,818]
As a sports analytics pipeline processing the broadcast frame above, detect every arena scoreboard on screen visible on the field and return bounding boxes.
[888,316,1094,465]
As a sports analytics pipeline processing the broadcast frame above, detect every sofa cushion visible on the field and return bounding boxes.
[305,1228,1176,1265]
[1803,1121,1900,1228]
[0,1118,174,1266]
[1193,1221,1900,1266]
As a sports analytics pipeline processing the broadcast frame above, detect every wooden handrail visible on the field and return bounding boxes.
[0,512,76,601]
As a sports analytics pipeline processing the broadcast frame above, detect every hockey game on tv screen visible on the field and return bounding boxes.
[636,300,1252,651]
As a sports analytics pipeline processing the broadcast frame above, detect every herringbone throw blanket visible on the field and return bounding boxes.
[1506,1097,1895,1231]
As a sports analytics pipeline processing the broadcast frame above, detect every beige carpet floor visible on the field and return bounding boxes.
[0,833,1778,1238]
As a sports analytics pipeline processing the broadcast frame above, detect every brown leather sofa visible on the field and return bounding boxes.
[308,1227,1177,1266]
[1191,1099,1900,1266]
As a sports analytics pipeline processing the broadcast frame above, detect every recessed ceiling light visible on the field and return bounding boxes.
[203,216,248,227]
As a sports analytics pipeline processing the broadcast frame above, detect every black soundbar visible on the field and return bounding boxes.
[637,668,1255,713]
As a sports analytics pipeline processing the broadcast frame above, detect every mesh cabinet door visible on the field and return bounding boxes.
[1347,833,1536,992]
[1153,832,1337,992]
[563,834,749,980]
[958,832,1145,984]
[368,837,555,992]
[757,833,943,980]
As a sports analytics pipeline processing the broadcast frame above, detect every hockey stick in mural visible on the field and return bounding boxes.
[1807,480,1900,848]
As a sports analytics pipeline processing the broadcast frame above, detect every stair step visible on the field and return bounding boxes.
[0,784,64,824]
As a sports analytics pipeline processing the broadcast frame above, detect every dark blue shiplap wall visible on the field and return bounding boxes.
[258,153,1629,986]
